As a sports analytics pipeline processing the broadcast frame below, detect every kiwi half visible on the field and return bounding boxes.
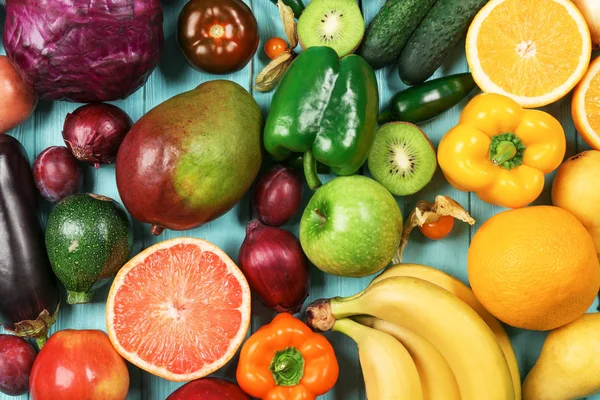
[297,0,365,58]
[368,122,437,196]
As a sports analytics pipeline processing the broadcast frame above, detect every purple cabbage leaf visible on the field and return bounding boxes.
[2,0,163,102]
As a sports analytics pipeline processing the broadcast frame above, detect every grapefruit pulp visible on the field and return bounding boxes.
[106,238,251,382]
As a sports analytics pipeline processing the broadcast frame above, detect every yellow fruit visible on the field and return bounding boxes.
[324,277,515,400]
[468,206,600,331]
[354,316,461,400]
[552,150,600,257]
[523,313,600,400]
[572,58,600,150]
[466,0,592,108]
[333,318,423,400]
[371,264,521,400]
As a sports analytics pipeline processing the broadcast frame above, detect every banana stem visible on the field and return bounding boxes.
[306,299,336,332]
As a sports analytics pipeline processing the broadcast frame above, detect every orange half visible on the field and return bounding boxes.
[573,57,600,150]
[106,237,251,382]
[466,0,592,108]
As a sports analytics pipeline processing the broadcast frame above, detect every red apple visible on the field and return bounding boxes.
[167,378,250,399]
[30,330,129,400]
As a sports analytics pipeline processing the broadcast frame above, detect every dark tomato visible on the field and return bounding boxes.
[419,215,455,240]
[177,0,259,74]
[0,335,36,396]
[264,37,289,60]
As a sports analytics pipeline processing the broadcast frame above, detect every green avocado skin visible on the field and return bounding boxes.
[45,193,133,303]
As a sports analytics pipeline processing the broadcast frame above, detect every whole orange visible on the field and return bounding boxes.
[468,206,600,331]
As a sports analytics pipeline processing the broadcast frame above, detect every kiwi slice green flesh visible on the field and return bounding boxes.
[297,0,365,58]
[368,123,437,196]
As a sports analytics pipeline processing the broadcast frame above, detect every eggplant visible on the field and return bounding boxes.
[0,135,59,347]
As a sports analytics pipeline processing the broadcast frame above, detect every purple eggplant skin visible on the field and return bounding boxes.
[0,135,59,348]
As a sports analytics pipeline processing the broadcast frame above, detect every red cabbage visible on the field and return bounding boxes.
[2,0,163,102]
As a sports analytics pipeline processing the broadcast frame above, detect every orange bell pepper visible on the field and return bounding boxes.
[236,313,339,400]
[438,93,566,208]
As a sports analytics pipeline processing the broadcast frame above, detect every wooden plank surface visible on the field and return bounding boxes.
[1,1,599,399]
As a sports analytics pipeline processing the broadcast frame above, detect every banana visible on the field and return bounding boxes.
[372,263,522,400]
[333,318,423,400]
[309,277,515,400]
[354,316,460,400]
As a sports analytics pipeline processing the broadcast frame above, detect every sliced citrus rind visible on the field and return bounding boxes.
[106,237,251,382]
[573,57,600,150]
[466,0,592,108]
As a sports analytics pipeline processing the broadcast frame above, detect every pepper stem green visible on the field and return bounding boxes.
[491,141,517,165]
[269,347,305,386]
[489,132,526,170]
[303,150,322,190]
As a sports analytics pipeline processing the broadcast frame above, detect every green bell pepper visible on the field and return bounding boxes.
[263,46,379,190]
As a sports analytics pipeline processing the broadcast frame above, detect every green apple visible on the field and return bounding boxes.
[299,175,403,277]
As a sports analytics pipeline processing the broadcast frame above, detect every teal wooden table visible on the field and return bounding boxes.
[1,1,598,399]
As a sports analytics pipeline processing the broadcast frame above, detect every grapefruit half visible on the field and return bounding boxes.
[106,237,251,382]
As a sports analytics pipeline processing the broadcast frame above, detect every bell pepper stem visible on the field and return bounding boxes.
[488,132,526,170]
[304,150,322,190]
[269,347,305,386]
[491,141,517,165]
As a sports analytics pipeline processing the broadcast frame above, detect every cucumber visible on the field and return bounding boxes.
[379,73,477,124]
[398,0,489,85]
[356,0,437,70]
[45,193,133,304]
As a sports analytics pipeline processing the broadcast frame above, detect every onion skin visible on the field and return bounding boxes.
[0,335,37,396]
[63,103,133,168]
[238,220,309,313]
[253,165,303,227]
[572,0,600,48]
[33,146,82,203]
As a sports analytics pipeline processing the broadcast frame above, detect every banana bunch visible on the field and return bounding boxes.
[307,264,521,400]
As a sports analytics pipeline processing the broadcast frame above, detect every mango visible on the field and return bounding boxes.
[116,80,262,235]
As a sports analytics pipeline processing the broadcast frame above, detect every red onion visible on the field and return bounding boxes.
[62,103,133,168]
[0,335,37,396]
[33,146,82,203]
[238,220,309,313]
[253,165,303,227]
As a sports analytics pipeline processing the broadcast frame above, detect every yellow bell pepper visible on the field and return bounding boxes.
[438,93,566,209]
